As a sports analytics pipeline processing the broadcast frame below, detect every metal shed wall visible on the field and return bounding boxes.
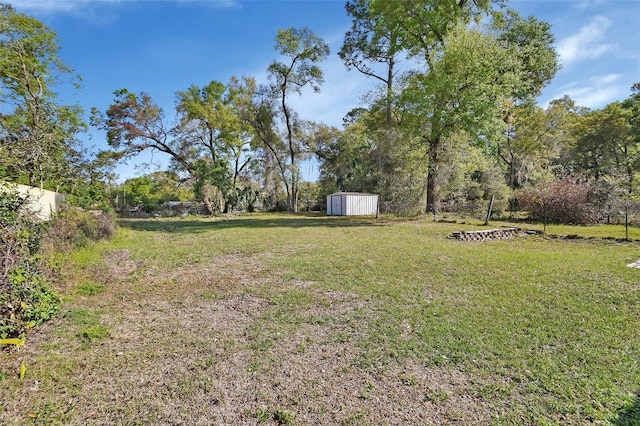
[327,192,378,216]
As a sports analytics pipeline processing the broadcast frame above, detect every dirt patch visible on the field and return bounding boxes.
[102,249,142,280]
[0,248,493,425]
[57,291,490,425]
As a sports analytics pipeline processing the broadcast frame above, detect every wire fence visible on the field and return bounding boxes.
[440,197,640,241]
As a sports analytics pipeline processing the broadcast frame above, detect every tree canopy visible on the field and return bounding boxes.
[0,3,84,190]
[4,1,640,223]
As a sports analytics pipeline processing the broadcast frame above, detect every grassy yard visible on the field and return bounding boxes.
[1,214,639,425]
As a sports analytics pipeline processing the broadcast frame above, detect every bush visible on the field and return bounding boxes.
[517,178,602,225]
[1,189,117,340]
[43,207,117,252]
[0,188,60,340]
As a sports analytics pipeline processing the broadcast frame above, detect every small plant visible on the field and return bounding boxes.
[359,381,374,400]
[79,324,110,342]
[399,371,418,386]
[424,388,451,404]
[43,207,117,252]
[254,408,270,422]
[272,409,295,425]
[75,282,106,296]
[254,408,296,425]
[341,411,370,426]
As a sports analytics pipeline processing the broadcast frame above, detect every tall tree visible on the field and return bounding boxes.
[571,102,635,192]
[370,0,502,214]
[229,75,288,210]
[91,80,248,214]
[505,99,574,188]
[492,9,560,188]
[267,27,329,212]
[175,81,251,212]
[623,82,640,153]
[400,24,514,214]
[339,0,404,127]
[0,4,84,189]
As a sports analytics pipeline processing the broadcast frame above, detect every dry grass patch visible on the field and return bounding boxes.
[0,226,492,425]
[3,215,639,425]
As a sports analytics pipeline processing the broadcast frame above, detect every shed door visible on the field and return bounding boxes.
[331,195,342,215]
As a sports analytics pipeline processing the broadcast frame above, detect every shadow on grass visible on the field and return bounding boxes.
[615,393,640,425]
[117,213,378,234]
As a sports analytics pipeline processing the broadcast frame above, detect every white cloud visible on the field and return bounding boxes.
[8,0,238,15]
[176,0,241,9]
[556,15,613,66]
[588,73,621,86]
[7,0,121,13]
[547,73,625,109]
[575,0,607,11]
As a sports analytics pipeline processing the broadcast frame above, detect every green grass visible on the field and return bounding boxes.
[1,213,639,425]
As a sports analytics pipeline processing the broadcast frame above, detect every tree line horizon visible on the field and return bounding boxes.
[2,1,639,221]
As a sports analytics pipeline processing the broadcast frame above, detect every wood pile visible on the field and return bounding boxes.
[450,227,523,241]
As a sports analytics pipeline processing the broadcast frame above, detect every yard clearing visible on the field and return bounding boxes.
[1,214,640,425]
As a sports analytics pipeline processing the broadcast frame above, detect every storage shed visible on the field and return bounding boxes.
[327,192,379,216]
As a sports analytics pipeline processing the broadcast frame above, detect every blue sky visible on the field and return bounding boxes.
[7,0,640,182]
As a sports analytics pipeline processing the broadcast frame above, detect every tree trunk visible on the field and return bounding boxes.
[508,154,517,189]
[425,141,439,216]
[291,188,298,212]
[202,193,215,215]
[385,57,394,128]
[426,167,438,216]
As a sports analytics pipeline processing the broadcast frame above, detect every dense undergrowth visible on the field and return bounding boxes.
[0,188,116,341]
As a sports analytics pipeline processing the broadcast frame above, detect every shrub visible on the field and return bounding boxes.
[43,207,117,252]
[0,188,60,340]
[517,178,602,225]
[1,188,117,340]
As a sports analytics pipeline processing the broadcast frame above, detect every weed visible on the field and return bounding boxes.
[79,324,109,342]
[359,381,374,400]
[199,290,225,301]
[254,407,295,425]
[75,281,106,296]
[65,308,99,327]
[399,371,418,386]
[255,408,270,422]
[424,388,451,404]
[272,409,295,425]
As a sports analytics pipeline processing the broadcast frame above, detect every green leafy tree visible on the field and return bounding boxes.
[499,97,579,189]
[441,144,510,217]
[0,4,84,189]
[622,82,640,192]
[267,27,329,212]
[175,81,252,212]
[492,9,560,188]
[400,24,513,214]
[228,76,287,211]
[369,0,505,214]
[572,102,635,191]
[64,148,118,210]
[315,121,373,194]
[92,80,249,214]
[340,0,404,127]
[118,171,188,212]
